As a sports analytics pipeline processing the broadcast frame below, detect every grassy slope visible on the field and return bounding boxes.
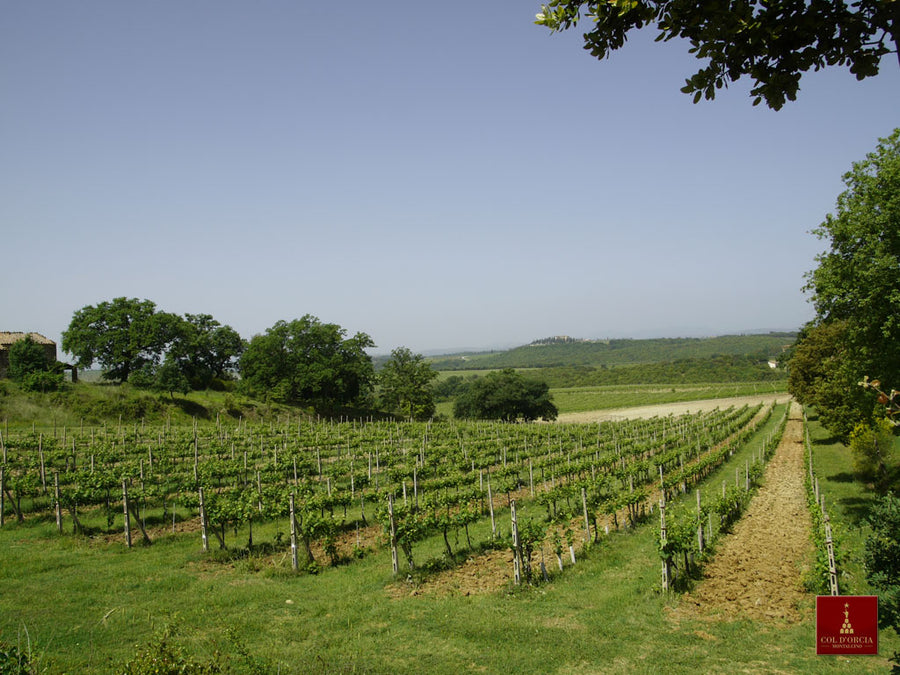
[1,404,896,673]
[0,381,301,430]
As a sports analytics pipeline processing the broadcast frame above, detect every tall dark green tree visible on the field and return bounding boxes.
[536,1,900,109]
[168,313,244,389]
[454,369,558,421]
[62,298,182,383]
[789,129,900,437]
[378,347,438,420]
[239,316,375,407]
[152,358,191,399]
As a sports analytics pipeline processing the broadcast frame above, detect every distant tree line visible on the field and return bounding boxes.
[429,334,794,371]
[533,355,785,389]
[58,297,556,422]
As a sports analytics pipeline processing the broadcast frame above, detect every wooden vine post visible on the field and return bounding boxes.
[487,476,496,538]
[198,487,209,552]
[122,479,133,549]
[824,514,839,596]
[54,472,62,534]
[660,498,669,592]
[510,500,522,586]
[0,466,4,528]
[39,438,46,493]
[388,494,399,576]
[289,492,299,572]
[696,489,704,556]
[581,487,591,544]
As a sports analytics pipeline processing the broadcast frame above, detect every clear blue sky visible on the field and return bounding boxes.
[3,2,898,356]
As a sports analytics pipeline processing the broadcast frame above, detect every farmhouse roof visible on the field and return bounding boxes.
[0,332,55,348]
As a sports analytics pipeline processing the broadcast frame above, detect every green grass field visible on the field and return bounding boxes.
[551,381,788,414]
[1,402,896,673]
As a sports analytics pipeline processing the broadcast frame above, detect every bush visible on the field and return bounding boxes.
[0,640,37,675]
[850,419,899,493]
[128,365,157,389]
[20,371,65,393]
[864,492,900,669]
[123,627,221,675]
[6,337,50,382]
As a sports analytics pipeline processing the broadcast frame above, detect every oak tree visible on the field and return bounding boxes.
[378,347,438,420]
[536,1,900,109]
[454,369,558,421]
[62,298,181,383]
[239,316,375,407]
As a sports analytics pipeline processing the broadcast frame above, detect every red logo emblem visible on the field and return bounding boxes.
[816,596,879,655]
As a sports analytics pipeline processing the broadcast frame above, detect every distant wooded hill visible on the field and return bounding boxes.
[428,333,795,371]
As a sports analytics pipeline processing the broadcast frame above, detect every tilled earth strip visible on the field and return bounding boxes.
[674,401,813,622]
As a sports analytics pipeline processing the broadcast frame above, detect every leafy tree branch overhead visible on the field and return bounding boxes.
[536,1,900,109]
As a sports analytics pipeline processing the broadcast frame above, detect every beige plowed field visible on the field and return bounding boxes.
[557,393,792,424]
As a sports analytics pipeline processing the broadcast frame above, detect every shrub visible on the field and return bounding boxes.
[864,492,900,669]
[0,640,37,675]
[123,626,221,675]
[20,371,65,393]
[850,419,899,493]
[128,365,157,389]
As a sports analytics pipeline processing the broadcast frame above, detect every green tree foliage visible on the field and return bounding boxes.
[378,347,438,420]
[453,369,558,421]
[536,1,899,110]
[534,355,783,388]
[153,358,192,399]
[430,334,791,371]
[6,337,50,380]
[790,129,900,437]
[864,492,900,667]
[7,337,64,393]
[432,374,477,402]
[62,298,182,383]
[167,314,245,389]
[239,316,375,407]
[787,321,867,438]
[850,418,899,494]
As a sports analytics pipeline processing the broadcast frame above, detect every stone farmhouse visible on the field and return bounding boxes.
[0,332,57,378]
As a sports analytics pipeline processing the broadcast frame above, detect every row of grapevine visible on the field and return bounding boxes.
[803,414,841,595]
[656,404,789,591]
[0,404,775,583]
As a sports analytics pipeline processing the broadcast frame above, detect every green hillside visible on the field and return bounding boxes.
[429,333,795,371]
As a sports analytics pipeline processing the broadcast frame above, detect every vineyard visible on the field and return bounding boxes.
[1,404,896,673]
[1,404,775,577]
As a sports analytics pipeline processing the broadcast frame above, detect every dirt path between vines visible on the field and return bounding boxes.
[671,401,813,623]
